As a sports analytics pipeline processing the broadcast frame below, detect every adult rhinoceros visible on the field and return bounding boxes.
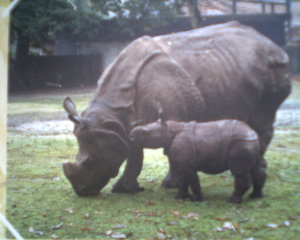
[63,21,291,196]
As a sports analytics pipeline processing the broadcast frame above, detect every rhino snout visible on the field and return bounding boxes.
[63,162,79,179]
[62,162,106,197]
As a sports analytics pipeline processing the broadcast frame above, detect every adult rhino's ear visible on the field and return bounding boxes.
[63,97,81,124]
[102,120,128,141]
[95,129,129,156]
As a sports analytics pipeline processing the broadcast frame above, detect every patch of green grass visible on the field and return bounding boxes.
[6,136,300,239]
[9,93,92,115]
[289,81,300,100]
[6,81,300,239]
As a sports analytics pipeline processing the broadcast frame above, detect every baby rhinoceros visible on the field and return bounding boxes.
[129,119,266,203]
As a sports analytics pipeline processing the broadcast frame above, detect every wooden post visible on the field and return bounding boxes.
[262,3,266,14]
[0,0,9,238]
[232,0,237,15]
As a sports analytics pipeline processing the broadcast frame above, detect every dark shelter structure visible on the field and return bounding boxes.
[153,0,291,47]
[9,0,292,91]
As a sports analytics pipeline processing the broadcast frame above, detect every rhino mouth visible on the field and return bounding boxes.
[62,162,109,197]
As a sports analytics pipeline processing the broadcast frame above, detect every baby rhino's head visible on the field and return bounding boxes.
[129,119,165,148]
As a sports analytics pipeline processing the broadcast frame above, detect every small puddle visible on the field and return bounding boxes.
[15,120,73,134]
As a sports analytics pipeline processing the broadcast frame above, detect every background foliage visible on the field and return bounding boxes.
[11,0,184,56]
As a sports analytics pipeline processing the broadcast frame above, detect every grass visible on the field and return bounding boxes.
[6,82,300,239]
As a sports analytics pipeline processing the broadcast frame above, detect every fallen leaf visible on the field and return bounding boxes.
[52,222,63,230]
[158,228,167,234]
[29,227,44,236]
[67,223,73,228]
[182,212,200,220]
[144,211,157,216]
[145,200,155,206]
[156,232,166,239]
[51,234,59,239]
[146,178,155,183]
[223,221,238,230]
[266,223,279,229]
[238,218,250,223]
[52,177,61,181]
[171,211,180,217]
[106,230,132,239]
[111,233,127,239]
[80,227,91,232]
[216,221,239,232]
[65,208,74,214]
[127,209,157,217]
[94,211,103,215]
[84,213,91,219]
[214,217,231,221]
[284,220,291,226]
[113,224,126,229]
[155,228,173,239]
[167,221,179,226]
[216,227,225,232]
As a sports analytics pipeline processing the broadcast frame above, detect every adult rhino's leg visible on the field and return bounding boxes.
[258,127,274,156]
[250,159,267,198]
[112,145,144,193]
[256,127,273,170]
[249,110,275,165]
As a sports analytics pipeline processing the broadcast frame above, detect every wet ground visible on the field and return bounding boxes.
[8,97,300,136]
[7,79,300,136]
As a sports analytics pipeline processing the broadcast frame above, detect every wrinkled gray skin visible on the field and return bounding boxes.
[130,119,265,203]
[63,21,291,196]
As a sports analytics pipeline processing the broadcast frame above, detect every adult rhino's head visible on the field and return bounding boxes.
[63,97,128,196]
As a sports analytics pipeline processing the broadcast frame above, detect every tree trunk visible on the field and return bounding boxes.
[13,30,30,90]
[16,30,29,58]
[185,0,202,28]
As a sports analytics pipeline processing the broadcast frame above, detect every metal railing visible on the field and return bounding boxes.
[232,0,291,15]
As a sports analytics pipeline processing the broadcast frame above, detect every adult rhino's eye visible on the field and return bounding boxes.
[83,157,94,168]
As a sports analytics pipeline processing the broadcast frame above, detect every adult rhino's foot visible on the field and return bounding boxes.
[162,173,180,188]
[249,191,264,199]
[112,179,144,193]
[228,195,243,204]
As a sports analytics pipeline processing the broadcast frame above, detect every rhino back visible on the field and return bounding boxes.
[93,34,205,126]
[154,21,290,122]
[170,120,237,173]
[90,22,290,132]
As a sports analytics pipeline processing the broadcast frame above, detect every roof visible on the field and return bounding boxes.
[181,0,289,16]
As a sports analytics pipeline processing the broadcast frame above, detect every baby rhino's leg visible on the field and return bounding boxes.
[188,170,203,201]
[227,141,256,203]
[229,173,251,203]
[173,162,190,199]
[174,163,202,201]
